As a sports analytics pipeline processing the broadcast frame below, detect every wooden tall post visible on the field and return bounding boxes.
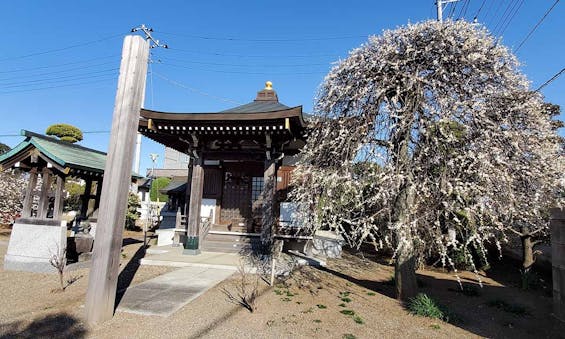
[22,168,38,217]
[80,178,93,218]
[184,156,203,255]
[261,159,277,245]
[37,168,52,219]
[85,35,149,325]
[53,175,65,219]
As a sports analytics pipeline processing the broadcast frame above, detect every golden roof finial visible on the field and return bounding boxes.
[265,81,273,90]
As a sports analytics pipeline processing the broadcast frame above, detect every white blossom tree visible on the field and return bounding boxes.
[291,20,563,300]
[0,144,26,225]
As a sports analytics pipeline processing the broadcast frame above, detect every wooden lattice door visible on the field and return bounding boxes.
[220,170,251,230]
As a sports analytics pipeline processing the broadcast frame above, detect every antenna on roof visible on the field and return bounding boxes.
[131,24,169,49]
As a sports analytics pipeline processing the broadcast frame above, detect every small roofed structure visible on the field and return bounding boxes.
[0,130,141,272]
[138,82,308,254]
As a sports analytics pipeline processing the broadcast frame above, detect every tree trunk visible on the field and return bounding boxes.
[395,240,418,301]
[521,233,535,273]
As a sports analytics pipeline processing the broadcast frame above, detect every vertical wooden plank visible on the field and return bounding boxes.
[53,175,64,219]
[37,167,52,219]
[85,35,149,325]
[81,178,93,218]
[261,160,277,245]
[184,156,203,255]
[22,168,38,218]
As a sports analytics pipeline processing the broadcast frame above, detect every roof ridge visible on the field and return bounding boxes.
[21,130,107,156]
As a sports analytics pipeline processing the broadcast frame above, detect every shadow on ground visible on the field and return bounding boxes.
[0,313,86,339]
[317,250,565,339]
[114,242,147,311]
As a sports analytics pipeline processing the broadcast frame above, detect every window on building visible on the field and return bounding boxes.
[251,177,264,203]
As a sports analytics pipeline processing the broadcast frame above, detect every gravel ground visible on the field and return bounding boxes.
[0,228,564,338]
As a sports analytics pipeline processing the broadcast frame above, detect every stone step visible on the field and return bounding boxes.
[201,241,251,253]
[205,233,260,243]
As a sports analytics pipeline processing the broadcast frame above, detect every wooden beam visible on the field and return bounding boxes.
[53,175,65,220]
[22,168,38,218]
[85,35,149,325]
[184,156,203,255]
[37,167,52,219]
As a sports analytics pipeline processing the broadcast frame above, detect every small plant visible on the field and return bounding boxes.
[274,289,283,295]
[222,261,260,313]
[341,297,352,303]
[313,319,322,323]
[430,324,441,330]
[339,303,347,307]
[340,291,351,297]
[340,309,356,316]
[353,315,364,324]
[281,297,292,302]
[408,293,449,322]
[49,247,67,292]
[343,334,357,339]
[367,292,376,296]
[486,299,529,316]
[316,304,327,309]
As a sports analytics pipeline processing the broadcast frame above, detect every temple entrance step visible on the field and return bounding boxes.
[210,223,248,233]
[201,231,261,253]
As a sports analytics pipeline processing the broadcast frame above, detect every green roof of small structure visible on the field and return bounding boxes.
[0,130,142,178]
[220,101,290,114]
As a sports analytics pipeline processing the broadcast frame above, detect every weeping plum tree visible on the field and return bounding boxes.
[291,20,563,300]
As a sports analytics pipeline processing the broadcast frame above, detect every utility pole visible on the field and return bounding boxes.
[436,0,460,22]
[85,25,166,325]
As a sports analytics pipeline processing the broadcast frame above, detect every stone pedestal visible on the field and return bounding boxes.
[4,218,67,273]
[551,208,565,321]
[307,230,345,259]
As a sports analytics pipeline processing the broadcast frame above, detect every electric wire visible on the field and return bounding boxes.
[152,71,242,105]
[0,33,124,62]
[492,0,517,34]
[0,77,116,94]
[158,61,328,75]
[498,0,525,35]
[473,0,488,20]
[536,67,565,92]
[155,31,367,42]
[0,54,120,74]
[0,62,118,82]
[0,69,119,89]
[514,0,560,52]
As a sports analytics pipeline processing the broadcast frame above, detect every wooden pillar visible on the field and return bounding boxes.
[37,167,52,219]
[80,178,93,218]
[22,168,38,218]
[92,180,103,218]
[261,159,277,245]
[184,156,203,255]
[53,174,65,220]
[184,156,194,217]
[85,35,149,325]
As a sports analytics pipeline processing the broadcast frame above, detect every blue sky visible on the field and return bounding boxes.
[1,0,563,174]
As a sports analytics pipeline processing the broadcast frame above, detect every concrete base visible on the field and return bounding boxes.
[4,219,67,273]
[309,230,345,259]
[183,249,201,255]
[156,229,175,246]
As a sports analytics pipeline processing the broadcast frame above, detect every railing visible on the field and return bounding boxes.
[199,210,213,242]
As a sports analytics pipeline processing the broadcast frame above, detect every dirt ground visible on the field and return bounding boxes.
[0,226,564,338]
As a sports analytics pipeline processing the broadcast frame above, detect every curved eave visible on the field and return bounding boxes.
[140,106,306,127]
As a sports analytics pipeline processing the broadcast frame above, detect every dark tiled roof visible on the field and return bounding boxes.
[220,101,290,114]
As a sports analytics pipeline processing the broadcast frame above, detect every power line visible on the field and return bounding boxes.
[166,47,338,58]
[536,67,565,92]
[0,69,118,89]
[0,55,120,74]
[0,130,111,137]
[158,61,327,75]
[514,0,560,52]
[152,71,242,105]
[158,56,328,68]
[473,0,488,21]
[0,77,116,94]
[155,30,367,42]
[0,62,117,82]
[0,33,124,63]
[498,0,526,36]
[492,0,517,34]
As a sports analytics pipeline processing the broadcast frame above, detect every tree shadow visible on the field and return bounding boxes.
[0,313,86,339]
[113,244,146,311]
[122,237,143,246]
[316,252,565,339]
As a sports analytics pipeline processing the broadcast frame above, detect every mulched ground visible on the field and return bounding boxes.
[0,229,564,338]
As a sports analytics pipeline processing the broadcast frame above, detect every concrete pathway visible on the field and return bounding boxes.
[116,266,234,317]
